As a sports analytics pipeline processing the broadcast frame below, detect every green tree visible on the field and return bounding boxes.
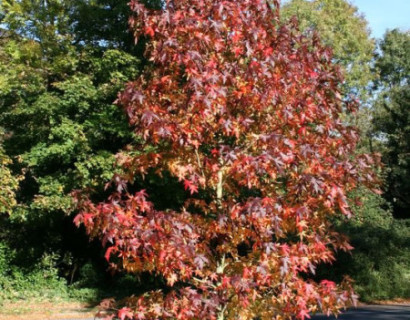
[375,29,410,87]
[317,190,410,301]
[0,130,20,215]
[281,0,375,101]
[0,0,154,291]
[0,31,139,219]
[372,29,410,218]
[281,0,410,301]
[281,0,378,154]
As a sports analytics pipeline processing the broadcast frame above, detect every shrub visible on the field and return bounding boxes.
[315,190,410,302]
[0,250,68,302]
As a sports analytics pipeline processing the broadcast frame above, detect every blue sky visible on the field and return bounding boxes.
[350,0,410,39]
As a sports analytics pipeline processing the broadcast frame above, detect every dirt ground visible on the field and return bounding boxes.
[0,301,98,320]
[1,299,409,320]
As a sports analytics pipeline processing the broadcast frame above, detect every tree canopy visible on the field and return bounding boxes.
[75,1,379,319]
[0,130,20,215]
[371,29,410,218]
[0,0,408,313]
[282,0,375,100]
[0,0,146,283]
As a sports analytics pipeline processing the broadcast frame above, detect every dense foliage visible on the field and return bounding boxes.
[0,0,144,299]
[0,132,20,215]
[281,0,375,101]
[0,0,409,315]
[75,1,380,319]
[282,2,410,302]
[371,29,410,218]
[315,188,410,302]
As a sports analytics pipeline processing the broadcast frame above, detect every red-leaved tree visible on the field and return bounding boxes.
[74,1,380,319]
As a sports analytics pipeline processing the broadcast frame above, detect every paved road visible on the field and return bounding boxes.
[60,305,410,320]
[311,305,410,320]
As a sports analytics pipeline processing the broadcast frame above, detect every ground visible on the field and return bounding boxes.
[0,301,409,320]
[311,304,410,319]
[0,301,97,320]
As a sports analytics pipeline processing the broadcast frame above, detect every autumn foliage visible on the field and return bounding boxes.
[74,0,380,319]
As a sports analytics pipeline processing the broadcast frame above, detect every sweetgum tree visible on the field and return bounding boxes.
[75,0,379,319]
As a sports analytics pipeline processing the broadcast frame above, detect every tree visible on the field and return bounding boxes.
[374,29,410,87]
[75,1,379,319]
[0,130,20,215]
[281,0,375,101]
[69,0,162,54]
[371,29,410,218]
[281,0,378,155]
[0,0,147,286]
[280,1,407,300]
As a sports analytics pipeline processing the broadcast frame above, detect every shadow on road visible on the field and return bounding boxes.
[311,305,410,320]
[58,305,410,320]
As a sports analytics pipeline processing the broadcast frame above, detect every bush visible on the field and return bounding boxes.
[0,242,13,280]
[316,201,410,302]
[346,220,410,301]
[0,248,68,303]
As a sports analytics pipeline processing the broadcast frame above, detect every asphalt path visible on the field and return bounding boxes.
[60,305,410,320]
[311,305,410,320]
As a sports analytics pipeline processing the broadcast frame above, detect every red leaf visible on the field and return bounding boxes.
[183,179,198,194]
[144,26,155,37]
[298,309,311,320]
[73,214,82,227]
[105,247,116,262]
[118,307,133,320]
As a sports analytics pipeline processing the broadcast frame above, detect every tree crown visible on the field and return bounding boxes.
[75,1,379,319]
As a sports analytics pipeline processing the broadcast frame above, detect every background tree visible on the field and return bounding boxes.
[75,0,379,319]
[69,0,162,54]
[279,0,410,302]
[316,186,410,301]
[0,130,20,215]
[374,29,410,87]
[281,0,375,101]
[0,0,157,298]
[281,0,378,155]
[371,29,410,218]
